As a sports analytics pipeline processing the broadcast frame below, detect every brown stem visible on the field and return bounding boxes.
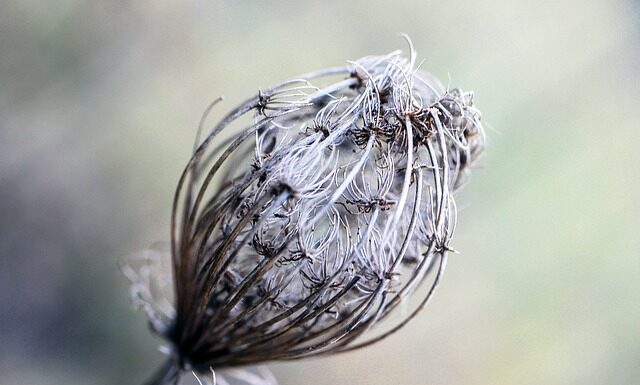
[144,359,179,385]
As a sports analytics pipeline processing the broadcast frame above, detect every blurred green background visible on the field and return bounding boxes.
[1,1,639,384]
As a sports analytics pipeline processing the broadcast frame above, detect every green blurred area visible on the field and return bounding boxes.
[1,1,638,384]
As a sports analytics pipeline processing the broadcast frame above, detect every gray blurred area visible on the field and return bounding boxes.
[1,1,639,384]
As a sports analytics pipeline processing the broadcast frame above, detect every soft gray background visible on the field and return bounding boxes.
[1,1,639,384]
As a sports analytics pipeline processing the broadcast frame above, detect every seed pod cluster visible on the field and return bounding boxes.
[129,41,484,385]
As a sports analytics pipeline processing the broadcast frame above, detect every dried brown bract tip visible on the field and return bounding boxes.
[127,38,485,385]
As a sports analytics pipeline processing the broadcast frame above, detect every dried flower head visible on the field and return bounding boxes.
[127,38,484,385]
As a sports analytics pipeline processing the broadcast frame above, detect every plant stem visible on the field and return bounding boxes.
[144,359,179,385]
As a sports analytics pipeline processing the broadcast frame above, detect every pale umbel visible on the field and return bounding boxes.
[127,40,484,385]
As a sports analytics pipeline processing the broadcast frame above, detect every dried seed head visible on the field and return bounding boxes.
[128,39,485,384]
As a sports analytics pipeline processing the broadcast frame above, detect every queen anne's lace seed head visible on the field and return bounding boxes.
[127,39,485,385]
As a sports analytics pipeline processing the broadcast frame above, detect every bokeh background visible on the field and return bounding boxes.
[2,1,639,384]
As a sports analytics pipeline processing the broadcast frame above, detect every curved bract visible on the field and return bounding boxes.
[133,42,484,384]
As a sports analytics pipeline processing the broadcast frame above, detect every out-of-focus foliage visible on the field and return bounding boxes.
[1,1,638,384]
